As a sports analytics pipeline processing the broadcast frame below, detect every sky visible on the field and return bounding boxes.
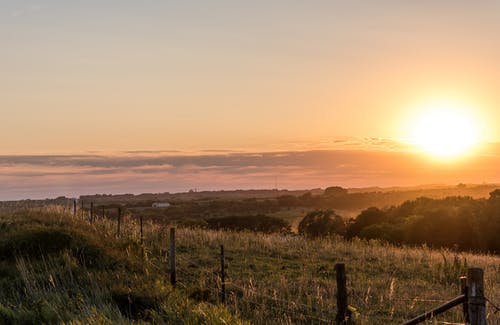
[1,1,500,199]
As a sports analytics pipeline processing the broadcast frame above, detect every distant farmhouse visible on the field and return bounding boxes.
[152,202,171,208]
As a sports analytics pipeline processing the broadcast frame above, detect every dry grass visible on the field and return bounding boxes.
[104,205,499,324]
[2,206,499,324]
[166,228,500,324]
[0,206,245,324]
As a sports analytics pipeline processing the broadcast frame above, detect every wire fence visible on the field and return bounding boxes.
[40,203,500,324]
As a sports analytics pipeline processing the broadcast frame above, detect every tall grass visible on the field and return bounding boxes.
[1,205,499,324]
[167,228,500,324]
[0,206,245,324]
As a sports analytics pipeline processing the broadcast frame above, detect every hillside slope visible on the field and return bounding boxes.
[0,208,244,324]
[0,207,499,324]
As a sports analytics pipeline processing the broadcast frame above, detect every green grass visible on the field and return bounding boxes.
[0,207,245,324]
[170,228,500,324]
[1,206,499,324]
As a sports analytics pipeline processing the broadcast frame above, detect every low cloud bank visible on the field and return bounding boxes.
[1,145,499,200]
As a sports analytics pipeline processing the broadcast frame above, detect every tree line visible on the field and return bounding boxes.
[299,190,500,254]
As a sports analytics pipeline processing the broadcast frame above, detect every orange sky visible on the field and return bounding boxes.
[2,1,500,154]
[1,141,499,200]
[1,1,500,198]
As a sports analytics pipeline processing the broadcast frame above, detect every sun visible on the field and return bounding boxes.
[411,102,479,158]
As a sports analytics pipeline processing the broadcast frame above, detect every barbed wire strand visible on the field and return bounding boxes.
[486,296,500,314]
[168,255,335,316]
[393,297,451,303]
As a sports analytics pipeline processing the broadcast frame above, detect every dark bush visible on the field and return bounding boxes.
[346,207,387,239]
[358,223,402,243]
[0,227,132,271]
[0,229,73,260]
[323,186,348,197]
[298,210,346,238]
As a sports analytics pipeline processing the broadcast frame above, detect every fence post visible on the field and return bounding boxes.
[102,206,105,219]
[460,276,469,323]
[81,200,84,217]
[73,200,77,216]
[117,207,122,237]
[169,228,176,288]
[467,268,486,325]
[90,202,94,224]
[140,215,143,245]
[335,263,350,325]
[220,245,226,304]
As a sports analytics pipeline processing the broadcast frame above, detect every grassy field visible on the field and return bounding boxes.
[1,207,499,324]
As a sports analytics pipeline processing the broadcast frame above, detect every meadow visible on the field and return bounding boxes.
[0,206,499,324]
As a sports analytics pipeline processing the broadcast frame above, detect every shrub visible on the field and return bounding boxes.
[298,210,346,238]
[346,207,387,239]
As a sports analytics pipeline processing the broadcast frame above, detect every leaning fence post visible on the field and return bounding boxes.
[220,245,226,304]
[169,228,176,287]
[117,207,122,237]
[336,263,350,325]
[467,268,486,325]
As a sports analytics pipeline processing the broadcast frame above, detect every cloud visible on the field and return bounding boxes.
[1,143,500,200]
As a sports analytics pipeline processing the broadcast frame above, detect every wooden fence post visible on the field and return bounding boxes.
[460,276,469,323]
[336,263,350,325]
[73,200,77,216]
[220,245,226,304]
[102,206,105,219]
[117,207,122,237]
[467,268,486,325]
[81,200,84,217]
[170,228,176,287]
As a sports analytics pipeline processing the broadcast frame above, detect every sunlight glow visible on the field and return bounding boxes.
[411,102,479,158]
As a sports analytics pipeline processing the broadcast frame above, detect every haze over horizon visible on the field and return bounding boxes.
[2,1,500,199]
[2,141,500,200]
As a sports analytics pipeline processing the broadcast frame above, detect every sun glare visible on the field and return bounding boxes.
[411,102,479,158]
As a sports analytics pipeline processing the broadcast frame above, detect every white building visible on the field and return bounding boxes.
[152,202,171,208]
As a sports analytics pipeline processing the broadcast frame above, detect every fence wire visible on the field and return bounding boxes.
[69,208,496,325]
[486,296,500,314]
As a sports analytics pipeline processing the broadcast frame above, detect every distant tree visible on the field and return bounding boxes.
[277,195,298,207]
[358,223,402,243]
[489,189,500,199]
[481,190,500,252]
[346,207,386,238]
[298,210,346,238]
[323,186,348,197]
